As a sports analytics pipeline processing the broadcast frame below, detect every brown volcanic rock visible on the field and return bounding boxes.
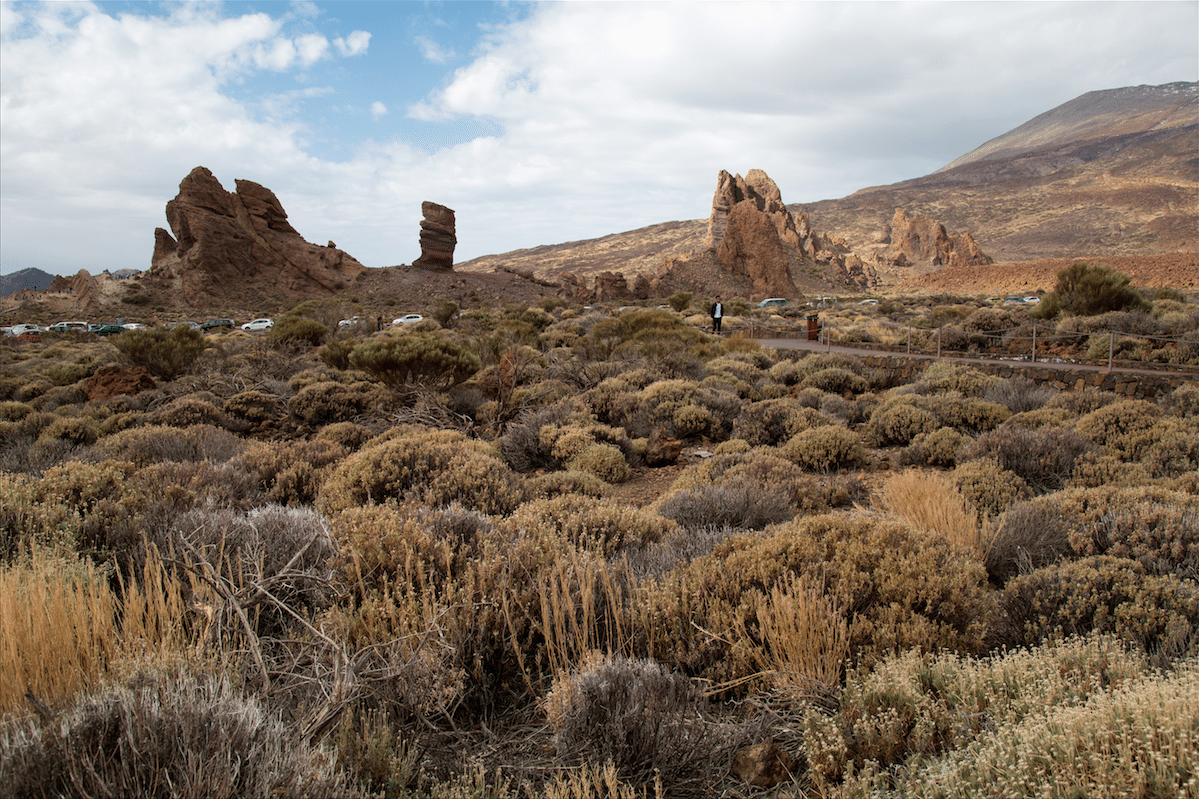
[149,167,365,306]
[716,201,798,297]
[883,209,993,270]
[84,365,156,402]
[47,270,104,313]
[412,201,457,271]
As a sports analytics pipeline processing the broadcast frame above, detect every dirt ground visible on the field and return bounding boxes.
[898,252,1198,294]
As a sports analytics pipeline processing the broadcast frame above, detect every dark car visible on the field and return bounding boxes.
[90,324,126,336]
[201,318,235,331]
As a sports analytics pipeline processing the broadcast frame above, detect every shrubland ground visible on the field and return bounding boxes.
[2,276,1197,798]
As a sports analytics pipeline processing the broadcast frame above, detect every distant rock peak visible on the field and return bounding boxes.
[412,201,457,271]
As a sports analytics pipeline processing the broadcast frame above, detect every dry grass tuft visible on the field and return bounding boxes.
[876,469,988,558]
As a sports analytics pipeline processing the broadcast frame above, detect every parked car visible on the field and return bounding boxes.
[391,314,423,325]
[1023,296,1041,304]
[201,318,234,331]
[337,316,362,328]
[857,299,879,306]
[1003,296,1027,304]
[50,321,89,333]
[6,323,43,337]
[122,323,145,330]
[173,321,201,330]
[90,324,126,336]
[758,298,788,308]
[241,318,274,331]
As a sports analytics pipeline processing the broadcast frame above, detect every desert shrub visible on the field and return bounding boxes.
[1054,261,1150,316]
[1046,387,1122,416]
[666,291,693,312]
[996,556,1198,662]
[983,375,1057,413]
[900,426,967,467]
[781,424,867,472]
[801,367,869,395]
[731,398,831,446]
[1161,381,1199,418]
[1069,450,1151,488]
[961,306,1013,334]
[1003,405,1075,429]
[526,470,611,500]
[0,473,80,560]
[602,378,742,440]
[804,634,1153,786]
[864,398,939,446]
[267,315,329,348]
[951,459,1031,519]
[656,477,795,531]
[569,442,632,483]
[1075,398,1162,454]
[223,390,285,425]
[318,429,524,516]
[288,380,388,425]
[313,421,372,451]
[36,415,100,447]
[908,362,999,397]
[0,400,33,421]
[317,337,358,371]
[498,399,596,472]
[544,653,709,782]
[664,450,827,515]
[349,332,481,393]
[92,424,242,466]
[110,324,207,380]
[986,498,1077,585]
[1,670,352,799]
[962,424,1096,493]
[153,396,228,428]
[233,439,347,506]
[767,359,804,387]
[645,513,993,683]
[500,495,675,556]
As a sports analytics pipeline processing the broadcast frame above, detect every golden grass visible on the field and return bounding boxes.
[1,546,194,716]
[876,469,990,558]
[545,761,662,799]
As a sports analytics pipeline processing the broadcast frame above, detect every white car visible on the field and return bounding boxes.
[6,323,43,337]
[242,318,274,331]
[338,316,362,327]
[1023,296,1041,305]
[122,323,145,330]
[392,314,423,325]
[50,321,89,333]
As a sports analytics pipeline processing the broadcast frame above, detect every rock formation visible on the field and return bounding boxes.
[46,270,104,313]
[412,202,457,271]
[881,209,994,270]
[149,167,365,305]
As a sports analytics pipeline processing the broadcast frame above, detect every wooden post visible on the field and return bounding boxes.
[1109,331,1114,370]
[937,326,942,359]
[1032,323,1036,363]
[907,325,911,354]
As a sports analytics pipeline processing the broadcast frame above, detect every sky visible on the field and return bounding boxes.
[2,1,1196,278]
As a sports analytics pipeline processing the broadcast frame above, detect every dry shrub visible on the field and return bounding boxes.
[983,375,1058,412]
[544,653,709,783]
[0,472,79,561]
[951,459,1031,518]
[313,420,372,451]
[643,513,993,684]
[223,390,285,425]
[961,423,1095,493]
[500,495,675,556]
[498,398,597,472]
[153,395,230,429]
[805,634,1153,787]
[1,670,352,799]
[0,400,33,421]
[986,498,1077,586]
[900,426,967,467]
[731,398,831,446]
[865,398,939,446]
[36,415,100,447]
[1161,381,1199,418]
[234,439,348,505]
[570,442,632,483]
[1074,398,1163,455]
[656,478,795,531]
[662,449,827,515]
[602,378,742,440]
[92,423,243,466]
[875,470,985,557]
[996,556,1199,661]
[780,424,867,472]
[1069,450,1152,488]
[1046,387,1122,416]
[288,380,390,425]
[908,362,999,397]
[526,469,611,500]
[318,428,524,516]
[802,367,869,395]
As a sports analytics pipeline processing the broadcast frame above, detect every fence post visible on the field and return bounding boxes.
[1108,331,1114,370]
[907,325,911,354]
[1032,323,1036,363]
[937,326,942,359]
[826,321,831,353]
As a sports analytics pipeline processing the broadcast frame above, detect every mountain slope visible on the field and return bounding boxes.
[1,268,56,295]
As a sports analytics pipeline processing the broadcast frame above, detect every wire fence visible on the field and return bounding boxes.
[736,317,1199,373]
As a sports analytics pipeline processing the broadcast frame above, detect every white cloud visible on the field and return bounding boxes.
[1,2,1195,277]
[414,34,454,64]
[334,29,370,57]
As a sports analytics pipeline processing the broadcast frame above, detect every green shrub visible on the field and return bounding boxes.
[781,424,867,472]
[153,396,228,428]
[0,401,33,421]
[317,337,357,370]
[36,415,100,447]
[110,325,207,380]
[526,469,611,500]
[318,429,524,516]
[223,390,285,426]
[865,398,939,446]
[349,332,481,393]
[951,459,1031,519]
[996,556,1198,662]
[802,367,869,395]
[287,380,388,425]
[266,315,329,348]
[1054,262,1150,316]
[901,426,967,467]
[732,399,831,446]
[569,442,632,483]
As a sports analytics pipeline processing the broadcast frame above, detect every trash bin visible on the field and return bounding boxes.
[806,314,819,341]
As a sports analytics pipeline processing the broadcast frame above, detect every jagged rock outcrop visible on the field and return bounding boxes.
[149,167,365,305]
[412,202,457,271]
[716,201,799,297]
[47,269,104,312]
[882,209,993,270]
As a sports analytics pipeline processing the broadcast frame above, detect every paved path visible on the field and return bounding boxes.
[752,335,1199,379]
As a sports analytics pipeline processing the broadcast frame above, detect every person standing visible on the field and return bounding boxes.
[710,296,723,333]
